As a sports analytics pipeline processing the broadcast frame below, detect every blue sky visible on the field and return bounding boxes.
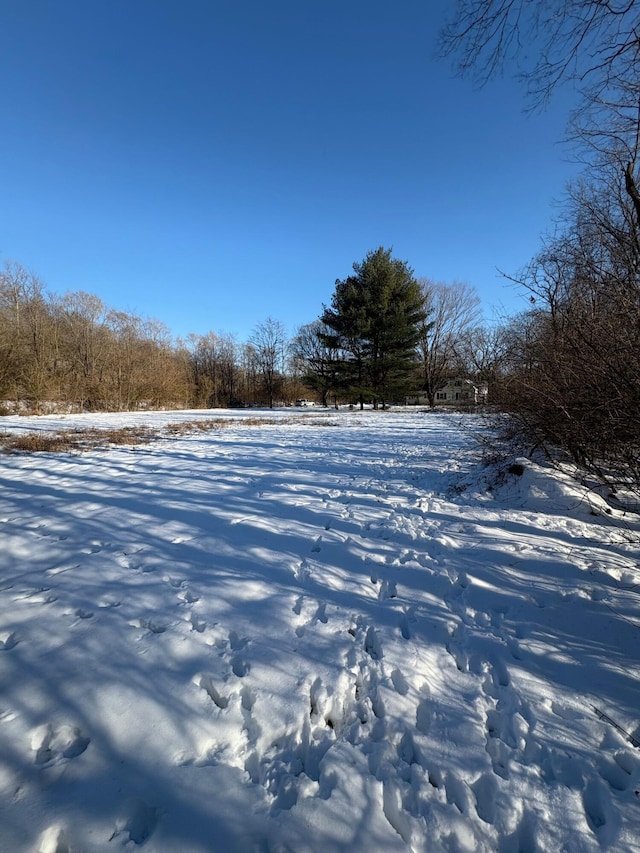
[0,0,580,342]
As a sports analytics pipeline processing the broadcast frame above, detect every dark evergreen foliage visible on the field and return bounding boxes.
[320,248,427,407]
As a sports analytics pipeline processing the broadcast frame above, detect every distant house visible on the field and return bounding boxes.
[434,378,488,405]
[406,378,488,407]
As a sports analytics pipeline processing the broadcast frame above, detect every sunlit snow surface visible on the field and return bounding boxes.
[1,408,639,852]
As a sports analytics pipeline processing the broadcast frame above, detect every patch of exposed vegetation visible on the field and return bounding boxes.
[0,413,334,454]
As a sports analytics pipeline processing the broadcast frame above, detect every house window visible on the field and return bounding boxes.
[436,392,447,400]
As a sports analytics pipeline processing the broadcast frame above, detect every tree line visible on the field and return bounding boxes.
[0,264,315,412]
[0,253,494,415]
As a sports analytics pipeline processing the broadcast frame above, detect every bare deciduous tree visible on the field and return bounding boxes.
[440,1,640,221]
[291,321,343,407]
[0,262,54,410]
[249,318,288,408]
[417,280,481,407]
[498,181,640,487]
[455,322,509,389]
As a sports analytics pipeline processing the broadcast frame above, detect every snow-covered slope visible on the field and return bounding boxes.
[1,409,639,852]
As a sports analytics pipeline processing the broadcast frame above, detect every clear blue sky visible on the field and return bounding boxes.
[0,0,580,342]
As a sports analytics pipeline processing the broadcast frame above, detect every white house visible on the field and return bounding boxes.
[406,378,488,406]
[434,378,488,404]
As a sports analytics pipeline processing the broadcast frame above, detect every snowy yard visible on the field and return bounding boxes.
[0,408,639,852]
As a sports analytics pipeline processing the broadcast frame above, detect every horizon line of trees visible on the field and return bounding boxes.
[0,254,504,416]
[3,210,640,492]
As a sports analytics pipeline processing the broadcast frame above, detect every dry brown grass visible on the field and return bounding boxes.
[1,433,80,453]
[0,414,334,454]
[0,426,157,454]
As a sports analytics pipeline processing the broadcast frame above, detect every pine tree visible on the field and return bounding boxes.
[321,248,426,408]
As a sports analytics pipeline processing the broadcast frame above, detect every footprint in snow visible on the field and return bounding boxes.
[471,772,499,825]
[582,777,614,840]
[228,630,248,650]
[364,626,383,661]
[377,579,397,601]
[14,588,57,605]
[390,668,409,696]
[507,638,524,660]
[133,618,168,634]
[31,723,90,765]
[111,798,159,846]
[398,606,417,640]
[178,588,200,605]
[0,631,18,651]
[38,825,70,853]
[199,674,229,709]
[97,596,121,609]
[74,608,93,620]
[188,612,206,633]
[294,558,311,582]
[231,656,250,678]
[315,602,328,624]
[416,688,433,735]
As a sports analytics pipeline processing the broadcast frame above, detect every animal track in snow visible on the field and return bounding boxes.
[74,608,93,620]
[471,772,499,825]
[228,630,249,650]
[131,617,168,634]
[377,579,397,601]
[582,778,614,840]
[415,686,433,735]
[292,595,331,637]
[192,610,209,633]
[481,658,511,699]
[315,602,328,623]
[364,626,383,660]
[111,798,159,846]
[445,624,469,673]
[294,558,311,582]
[38,825,70,853]
[399,606,417,640]
[231,656,250,677]
[13,587,57,605]
[199,674,229,709]
[390,668,410,696]
[178,588,200,605]
[97,595,121,609]
[479,657,536,784]
[31,723,90,765]
[0,631,17,650]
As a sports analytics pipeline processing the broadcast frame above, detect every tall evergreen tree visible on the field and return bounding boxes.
[321,248,426,407]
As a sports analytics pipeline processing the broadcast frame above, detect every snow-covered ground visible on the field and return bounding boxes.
[1,408,639,852]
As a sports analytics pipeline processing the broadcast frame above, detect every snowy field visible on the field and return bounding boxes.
[1,408,639,852]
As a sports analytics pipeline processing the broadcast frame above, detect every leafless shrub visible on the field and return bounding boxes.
[496,182,640,495]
